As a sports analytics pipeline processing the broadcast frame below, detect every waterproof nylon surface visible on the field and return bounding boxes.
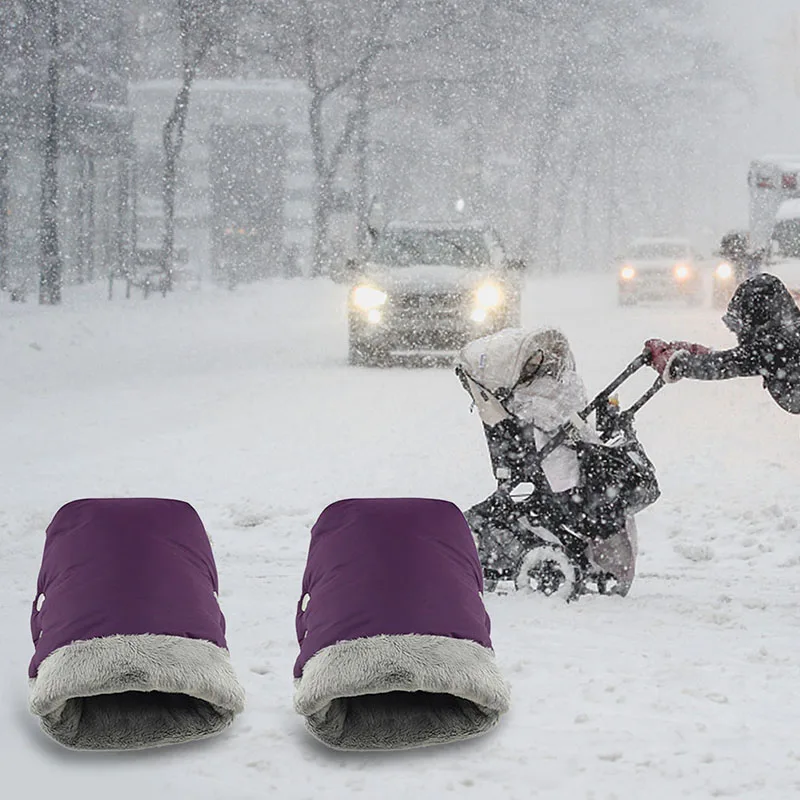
[30,498,226,678]
[294,498,490,678]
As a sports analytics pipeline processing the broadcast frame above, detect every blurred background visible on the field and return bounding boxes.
[0,0,799,301]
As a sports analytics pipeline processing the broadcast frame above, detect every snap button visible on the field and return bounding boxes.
[301,593,310,612]
[35,594,45,612]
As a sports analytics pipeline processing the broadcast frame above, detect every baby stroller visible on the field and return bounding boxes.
[456,328,662,600]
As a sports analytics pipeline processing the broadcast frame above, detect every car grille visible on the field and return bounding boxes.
[391,292,465,315]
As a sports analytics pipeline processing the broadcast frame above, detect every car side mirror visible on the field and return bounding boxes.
[507,258,526,272]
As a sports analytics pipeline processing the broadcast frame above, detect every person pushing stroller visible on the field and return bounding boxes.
[718,231,764,284]
[645,273,800,414]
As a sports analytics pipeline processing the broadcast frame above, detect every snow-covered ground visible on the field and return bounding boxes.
[3,271,800,799]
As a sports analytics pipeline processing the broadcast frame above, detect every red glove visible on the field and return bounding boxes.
[644,339,710,381]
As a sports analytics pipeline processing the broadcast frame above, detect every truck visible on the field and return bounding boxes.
[748,156,800,303]
[748,155,800,250]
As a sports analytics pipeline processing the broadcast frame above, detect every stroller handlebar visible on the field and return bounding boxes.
[535,352,663,463]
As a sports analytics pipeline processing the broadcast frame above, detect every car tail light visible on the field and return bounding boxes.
[782,173,798,190]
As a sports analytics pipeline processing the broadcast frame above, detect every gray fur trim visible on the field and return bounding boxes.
[29,634,245,750]
[294,634,510,750]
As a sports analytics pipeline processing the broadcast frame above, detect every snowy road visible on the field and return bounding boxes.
[3,272,800,799]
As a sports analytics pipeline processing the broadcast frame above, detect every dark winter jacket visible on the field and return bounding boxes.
[669,273,800,413]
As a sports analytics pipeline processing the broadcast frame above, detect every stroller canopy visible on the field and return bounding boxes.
[457,327,596,492]
[456,327,589,432]
[457,327,576,397]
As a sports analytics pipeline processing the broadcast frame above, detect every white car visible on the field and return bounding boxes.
[617,237,704,306]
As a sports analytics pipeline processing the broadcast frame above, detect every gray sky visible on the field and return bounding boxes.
[705,0,800,227]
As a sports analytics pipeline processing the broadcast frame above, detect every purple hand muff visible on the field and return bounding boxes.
[29,498,245,750]
[293,497,510,750]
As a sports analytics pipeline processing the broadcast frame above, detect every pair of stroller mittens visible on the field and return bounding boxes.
[29,496,510,751]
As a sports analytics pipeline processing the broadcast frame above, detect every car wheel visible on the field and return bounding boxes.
[618,292,637,306]
[348,337,366,366]
[348,337,389,367]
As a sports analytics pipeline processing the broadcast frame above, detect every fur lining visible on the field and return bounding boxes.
[294,634,510,750]
[29,634,245,750]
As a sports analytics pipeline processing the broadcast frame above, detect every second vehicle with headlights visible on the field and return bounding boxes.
[711,229,753,307]
[617,237,703,306]
[338,220,524,365]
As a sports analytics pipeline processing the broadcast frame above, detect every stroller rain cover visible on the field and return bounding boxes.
[457,327,647,593]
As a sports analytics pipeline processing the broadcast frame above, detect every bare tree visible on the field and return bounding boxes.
[483,0,741,270]
[0,134,9,291]
[296,0,400,275]
[258,0,458,275]
[38,0,62,305]
[159,0,221,292]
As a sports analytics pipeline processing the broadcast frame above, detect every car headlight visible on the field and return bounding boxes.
[475,282,503,308]
[674,263,691,281]
[715,262,733,280]
[352,285,387,310]
[620,265,635,280]
[470,308,488,323]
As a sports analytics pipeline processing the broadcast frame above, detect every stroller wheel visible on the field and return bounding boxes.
[515,547,578,600]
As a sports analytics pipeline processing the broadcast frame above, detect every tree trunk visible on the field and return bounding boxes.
[39,0,62,306]
[76,153,87,284]
[353,64,371,259]
[308,95,332,277]
[86,157,96,282]
[580,150,593,270]
[605,130,619,264]
[160,78,192,293]
[0,135,9,292]
[160,10,208,294]
[117,153,133,284]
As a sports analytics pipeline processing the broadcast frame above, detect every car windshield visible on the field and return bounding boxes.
[370,229,490,267]
[628,243,689,259]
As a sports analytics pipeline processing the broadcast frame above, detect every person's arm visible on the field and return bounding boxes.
[668,346,761,382]
[644,338,761,382]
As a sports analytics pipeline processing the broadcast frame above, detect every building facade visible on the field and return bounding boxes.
[128,79,314,283]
